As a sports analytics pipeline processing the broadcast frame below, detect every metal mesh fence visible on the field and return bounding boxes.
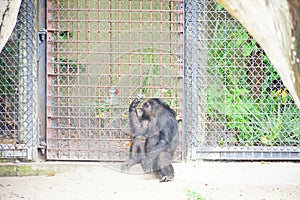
[0,0,298,161]
[0,0,36,160]
[46,0,184,160]
[184,0,300,160]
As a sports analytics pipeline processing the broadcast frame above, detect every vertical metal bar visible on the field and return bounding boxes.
[197,0,207,147]
[25,0,35,160]
[178,0,185,160]
[46,0,53,159]
[56,0,61,159]
[168,1,172,96]
[76,0,81,160]
[139,0,142,95]
[187,0,199,151]
[184,0,207,159]
[108,0,112,160]
[37,0,47,156]
[66,0,71,159]
[87,0,91,159]
[117,0,121,141]
[46,0,52,159]
[190,0,199,148]
[97,0,102,158]
[76,0,81,159]
[129,0,133,96]
[159,0,163,97]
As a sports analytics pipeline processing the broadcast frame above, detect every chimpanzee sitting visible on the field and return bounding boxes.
[122,95,178,182]
[140,98,178,182]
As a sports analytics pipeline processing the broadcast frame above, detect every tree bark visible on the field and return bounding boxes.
[0,0,21,53]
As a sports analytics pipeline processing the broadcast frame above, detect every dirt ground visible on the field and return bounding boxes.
[0,161,299,200]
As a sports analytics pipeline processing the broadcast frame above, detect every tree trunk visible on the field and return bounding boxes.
[0,0,21,53]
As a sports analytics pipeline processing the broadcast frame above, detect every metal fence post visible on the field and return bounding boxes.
[184,0,207,159]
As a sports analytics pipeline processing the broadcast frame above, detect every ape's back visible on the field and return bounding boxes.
[149,98,179,155]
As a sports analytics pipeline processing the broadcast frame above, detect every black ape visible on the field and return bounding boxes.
[122,96,178,182]
[140,98,178,182]
[121,94,147,171]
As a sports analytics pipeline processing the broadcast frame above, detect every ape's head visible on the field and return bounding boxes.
[141,99,161,119]
[141,101,151,118]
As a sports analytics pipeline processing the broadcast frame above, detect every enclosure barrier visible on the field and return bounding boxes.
[184,0,300,160]
[0,0,36,160]
[45,0,184,160]
[0,0,299,161]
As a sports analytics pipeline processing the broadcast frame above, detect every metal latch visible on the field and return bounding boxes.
[38,29,47,43]
[37,29,47,62]
[38,141,47,155]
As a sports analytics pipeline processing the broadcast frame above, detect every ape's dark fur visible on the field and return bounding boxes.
[122,95,178,182]
[121,94,147,171]
[140,98,178,182]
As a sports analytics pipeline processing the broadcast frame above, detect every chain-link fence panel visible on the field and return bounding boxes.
[184,0,300,160]
[0,0,36,160]
[46,0,184,161]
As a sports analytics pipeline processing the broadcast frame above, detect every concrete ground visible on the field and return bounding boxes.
[0,161,299,200]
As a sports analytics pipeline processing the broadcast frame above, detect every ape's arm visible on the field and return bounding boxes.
[129,94,147,137]
[129,108,148,136]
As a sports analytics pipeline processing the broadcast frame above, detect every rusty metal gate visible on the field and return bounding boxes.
[45,0,184,160]
[44,0,299,161]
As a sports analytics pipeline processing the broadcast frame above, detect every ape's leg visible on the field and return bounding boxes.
[121,137,145,171]
[157,151,175,182]
[133,137,146,163]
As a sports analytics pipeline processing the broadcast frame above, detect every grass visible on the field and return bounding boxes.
[184,189,213,200]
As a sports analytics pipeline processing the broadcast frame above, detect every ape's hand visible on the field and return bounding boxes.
[135,93,143,101]
[129,93,143,110]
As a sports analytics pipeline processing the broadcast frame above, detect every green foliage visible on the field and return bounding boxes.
[0,58,17,98]
[141,48,160,95]
[216,3,223,11]
[53,31,73,40]
[184,189,212,200]
[208,85,299,146]
[140,48,178,107]
[54,57,85,74]
[207,6,300,146]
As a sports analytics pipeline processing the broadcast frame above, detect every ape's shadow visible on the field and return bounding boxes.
[120,163,144,174]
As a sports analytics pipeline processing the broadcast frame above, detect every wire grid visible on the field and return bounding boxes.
[0,0,36,159]
[184,0,300,160]
[46,0,184,160]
